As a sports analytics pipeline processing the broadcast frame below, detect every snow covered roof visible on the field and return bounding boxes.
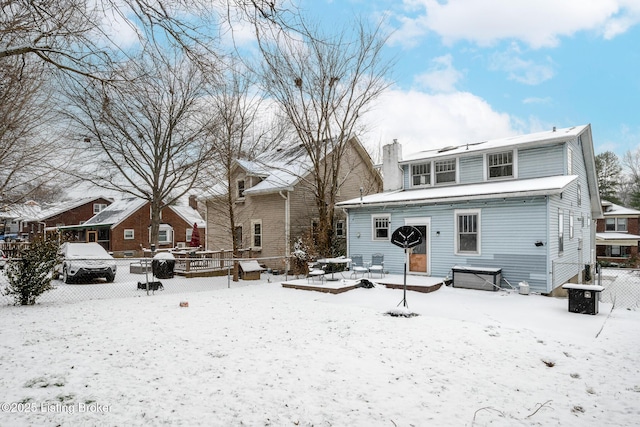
[240,144,311,195]
[400,125,589,163]
[601,201,640,216]
[79,197,147,228]
[596,232,640,241]
[0,201,41,220]
[338,175,577,208]
[171,205,206,228]
[29,196,112,222]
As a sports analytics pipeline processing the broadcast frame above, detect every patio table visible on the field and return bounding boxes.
[316,257,352,281]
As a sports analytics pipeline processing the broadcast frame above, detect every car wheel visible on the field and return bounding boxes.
[63,268,72,284]
[105,272,115,283]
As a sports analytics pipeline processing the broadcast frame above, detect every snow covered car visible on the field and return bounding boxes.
[0,249,7,269]
[55,242,117,284]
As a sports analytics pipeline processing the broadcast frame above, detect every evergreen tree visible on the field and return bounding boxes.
[4,238,59,305]
[595,151,622,204]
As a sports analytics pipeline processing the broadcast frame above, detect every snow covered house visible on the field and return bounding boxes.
[596,201,640,265]
[21,197,112,240]
[337,125,602,294]
[201,137,382,270]
[58,197,205,257]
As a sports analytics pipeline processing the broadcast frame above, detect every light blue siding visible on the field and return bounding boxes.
[519,144,564,179]
[459,155,483,183]
[347,197,550,292]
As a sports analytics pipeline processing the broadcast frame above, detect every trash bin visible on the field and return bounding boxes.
[152,252,175,279]
[561,284,604,315]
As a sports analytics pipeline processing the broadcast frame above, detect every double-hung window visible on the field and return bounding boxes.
[455,210,480,255]
[558,209,564,254]
[237,180,245,198]
[412,163,431,186]
[487,151,513,179]
[124,229,134,240]
[605,217,627,232]
[372,214,390,241]
[435,159,456,184]
[252,220,262,249]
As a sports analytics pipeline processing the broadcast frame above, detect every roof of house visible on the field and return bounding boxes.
[171,205,206,228]
[30,196,112,222]
[60,197,206,230]
[338,175,577,208]
[79,197,147,228]
[238,144,310,195]
[601,201,640,216]
[400,124,590,163]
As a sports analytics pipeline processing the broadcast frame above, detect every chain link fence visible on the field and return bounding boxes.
[598,267,640,310]
[0,256,296,306]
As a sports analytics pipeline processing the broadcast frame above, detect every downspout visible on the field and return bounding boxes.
[280,191,290,272]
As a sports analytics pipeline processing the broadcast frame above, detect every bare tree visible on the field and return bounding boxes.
[0,57,69,204]
[201,60,283,279]
[63,47,215,245]
[255,16,392,255]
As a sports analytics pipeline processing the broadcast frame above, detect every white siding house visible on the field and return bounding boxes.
[338,125,602,294]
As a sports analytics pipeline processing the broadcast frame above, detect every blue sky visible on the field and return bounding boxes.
[298,0,640,161]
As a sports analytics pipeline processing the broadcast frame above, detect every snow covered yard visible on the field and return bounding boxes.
[0,279,639,426]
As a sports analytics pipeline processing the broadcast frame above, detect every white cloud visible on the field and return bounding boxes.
[392,0,640,49]
[489,44,555,85]
[413,54,463,92]
[362,88,520,157]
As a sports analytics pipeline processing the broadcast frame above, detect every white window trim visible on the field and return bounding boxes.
[152,224,174,245]
[434,158,458,185]
[371,214,391,241]
[567,146,573,175]
[124,229,135,240]
[93,203,107,214]
[454,209,481,256]
[186,228,193,242]
[484,149,517,181]
[336,220,346,238]
[558,209,564,255]
[411,162,432,188]
[237,179,246,199]
[251,219,262,250]
[569,211,574,239]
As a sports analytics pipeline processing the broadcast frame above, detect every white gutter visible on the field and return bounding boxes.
[280,191,290,269]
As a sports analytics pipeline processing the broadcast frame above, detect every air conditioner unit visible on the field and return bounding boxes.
[176,242,186,248]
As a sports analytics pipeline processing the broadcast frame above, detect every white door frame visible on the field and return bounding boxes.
[405,217,431,275]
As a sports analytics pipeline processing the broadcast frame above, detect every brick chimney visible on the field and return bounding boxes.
[188,195,198,210]
[382,140,403,192]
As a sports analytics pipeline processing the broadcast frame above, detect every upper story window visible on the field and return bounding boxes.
[577,183,582,207]
[435,159,456,184]
[372,214,390,241]
[237,180,245,198]
[606,217,627,232]
[412,163,431,186]
[487,151,513,179]
[124,229,134,240]
[93,203,107,214]
[567,147,573,174]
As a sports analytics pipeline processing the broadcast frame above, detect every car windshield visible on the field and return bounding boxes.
[66,244,110,257]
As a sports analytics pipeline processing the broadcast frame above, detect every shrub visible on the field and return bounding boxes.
[4,238,59,305]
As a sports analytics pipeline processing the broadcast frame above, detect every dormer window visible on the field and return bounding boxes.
[237,180,245,198]
[411,163,431,186]
[435,159,456,184]
[487,151,513,179]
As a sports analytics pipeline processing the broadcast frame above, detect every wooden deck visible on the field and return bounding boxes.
[281,274,445,294]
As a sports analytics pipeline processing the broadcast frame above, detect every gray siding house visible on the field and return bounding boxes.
[338,125,602,294]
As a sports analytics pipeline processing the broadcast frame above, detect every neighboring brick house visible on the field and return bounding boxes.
[22,197,112,239]
[58,197,206,257]
[0,197,112,241]
[596,201,640,265]
[200,137,382,270]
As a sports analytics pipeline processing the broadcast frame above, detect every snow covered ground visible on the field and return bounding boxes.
[0,276,639,426]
